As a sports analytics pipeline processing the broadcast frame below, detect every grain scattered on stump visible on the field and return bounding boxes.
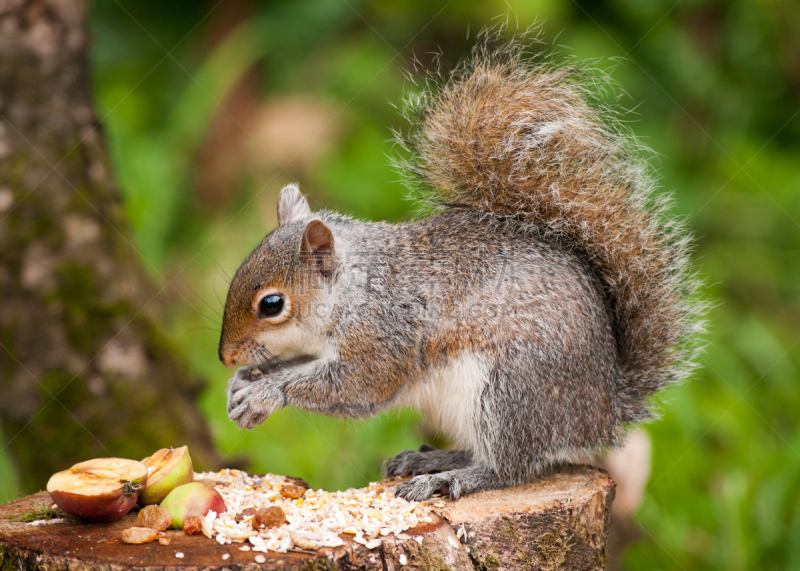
[0,465,614,570]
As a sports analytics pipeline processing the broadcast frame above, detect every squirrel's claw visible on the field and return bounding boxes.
[226,370,287,429]
[395,473,455,501]
[383,447,473,478]
[394,464,505,502]
[228,390,279,430]
[230,402,267,430]
[382,449,418,478]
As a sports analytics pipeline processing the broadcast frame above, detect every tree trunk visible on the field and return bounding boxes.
[0,0,219,492]
[0,465,615,570]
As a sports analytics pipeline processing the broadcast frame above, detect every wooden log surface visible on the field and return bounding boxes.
[0,465,614,571]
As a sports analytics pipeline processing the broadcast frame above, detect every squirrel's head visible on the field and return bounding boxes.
[218,184,338,368]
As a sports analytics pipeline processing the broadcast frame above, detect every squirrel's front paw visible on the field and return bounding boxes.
[226,371,286,429]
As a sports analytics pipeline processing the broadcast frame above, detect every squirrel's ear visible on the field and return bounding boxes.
[278,183,311,225]
[301,220,335,280]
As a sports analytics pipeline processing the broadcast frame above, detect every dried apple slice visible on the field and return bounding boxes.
[46,458,148,522]
[138,446,193,506]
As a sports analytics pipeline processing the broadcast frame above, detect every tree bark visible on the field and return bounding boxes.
[0,0,219,492]
[0,465,614,570]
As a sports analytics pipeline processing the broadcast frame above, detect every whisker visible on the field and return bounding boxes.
[177,274,224,319]
[294,315,315,331]
[206,254,232,283]
[188,326,222,334]
[254,346,305,374]
[214,281,225,307]
[166,294,221,327]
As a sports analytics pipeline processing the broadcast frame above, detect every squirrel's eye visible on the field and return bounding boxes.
[258,294,284,318]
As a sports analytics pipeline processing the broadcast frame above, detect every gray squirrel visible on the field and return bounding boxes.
[218,38,704,501]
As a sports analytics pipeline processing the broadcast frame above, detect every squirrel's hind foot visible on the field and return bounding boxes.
[394,464,505,501]
[383,446,472,478]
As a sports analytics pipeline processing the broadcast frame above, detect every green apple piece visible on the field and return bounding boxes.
[160,482,227,529]
[138,445,193,506]
[47,458,148,522]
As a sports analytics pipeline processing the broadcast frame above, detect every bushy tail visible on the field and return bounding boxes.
[395,37,705,423]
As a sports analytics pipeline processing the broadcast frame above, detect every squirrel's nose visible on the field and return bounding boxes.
[218,345,237,368]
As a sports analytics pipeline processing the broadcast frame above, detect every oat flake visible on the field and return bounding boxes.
[192,469,434,553]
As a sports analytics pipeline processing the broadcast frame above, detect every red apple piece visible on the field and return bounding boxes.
[160,482,226,529]
[46,458,148,523]
[138,446,193,506]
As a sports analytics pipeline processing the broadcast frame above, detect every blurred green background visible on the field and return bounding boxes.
[2,0,799,568]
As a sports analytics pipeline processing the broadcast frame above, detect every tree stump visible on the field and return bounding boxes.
[0,465,614,570]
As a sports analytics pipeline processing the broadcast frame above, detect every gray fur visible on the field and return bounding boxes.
[226,209,630,497]
[395,464,503,501]
[220,38,705,501]
[277,183,311,226]
[383,447,473,477]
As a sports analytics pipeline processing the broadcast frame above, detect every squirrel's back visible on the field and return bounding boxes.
[396,36,705,424]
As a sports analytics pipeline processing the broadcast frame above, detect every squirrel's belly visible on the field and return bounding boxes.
[396,352,489,453]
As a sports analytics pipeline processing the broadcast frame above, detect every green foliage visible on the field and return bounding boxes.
[2,0,798,567]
